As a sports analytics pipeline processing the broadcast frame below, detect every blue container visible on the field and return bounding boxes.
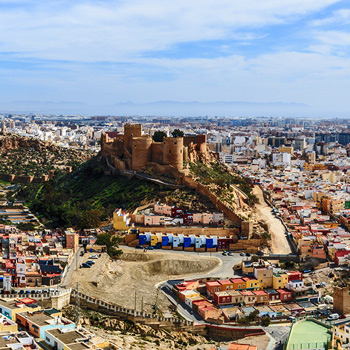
[184,237,191,248]
[139,235,147,245]
[206,238,213,249]
[162,236,169,246]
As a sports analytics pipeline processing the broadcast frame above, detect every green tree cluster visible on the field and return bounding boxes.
[152,131,167,142]
[95,233,122,259]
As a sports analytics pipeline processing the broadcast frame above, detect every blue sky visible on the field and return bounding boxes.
[0,0,349,115]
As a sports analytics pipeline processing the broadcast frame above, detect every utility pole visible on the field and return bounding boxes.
[76,282,80,327]
[134,291,137,311]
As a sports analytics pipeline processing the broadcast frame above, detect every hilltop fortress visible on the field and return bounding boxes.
[101,124,209,172]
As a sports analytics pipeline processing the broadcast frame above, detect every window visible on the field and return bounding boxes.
[169,150,171,153]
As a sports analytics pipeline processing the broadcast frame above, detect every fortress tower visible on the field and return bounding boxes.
[333,286,350,315]
[124,124,142,153]
[131,136,153,171]
[163,137,184,170]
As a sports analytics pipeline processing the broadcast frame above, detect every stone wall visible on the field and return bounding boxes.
[179,174,243,226]
[0,289,72,309]
[70,290,265,341]
[0,173,53,184]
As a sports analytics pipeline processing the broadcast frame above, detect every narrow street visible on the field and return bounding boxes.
[252,185,291,254]
[60,247,84,288]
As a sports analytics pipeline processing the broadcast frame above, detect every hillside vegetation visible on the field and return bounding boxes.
[17,157,215,229]
[188,160,257,205]
[0,134,92,176]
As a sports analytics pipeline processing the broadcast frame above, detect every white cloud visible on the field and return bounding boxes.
[313,30,350,46]
[0,0,342,62]
[310,8,350,26]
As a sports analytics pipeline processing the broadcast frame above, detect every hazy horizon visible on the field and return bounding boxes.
[1,0,350,117]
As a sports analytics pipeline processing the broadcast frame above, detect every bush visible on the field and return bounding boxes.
[260,316,271,327]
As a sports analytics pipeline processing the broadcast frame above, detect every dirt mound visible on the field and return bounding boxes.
[70,250,219,312]
[145,259,218,276]
[122,252,152,262]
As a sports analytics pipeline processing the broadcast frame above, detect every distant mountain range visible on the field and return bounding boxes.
[0,99,328,117]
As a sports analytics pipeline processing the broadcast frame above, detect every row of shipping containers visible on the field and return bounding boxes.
[138,232,233,251]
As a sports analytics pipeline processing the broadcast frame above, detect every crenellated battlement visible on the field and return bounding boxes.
[101,124,207,172]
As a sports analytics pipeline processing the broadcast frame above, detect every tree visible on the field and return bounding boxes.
[152,131,167,142]
[171,129,184,138]
[95,233,123,259]
[79,209,102,229]
[260,316,271,327]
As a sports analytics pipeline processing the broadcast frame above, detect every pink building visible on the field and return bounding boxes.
[202,213,215,225]
[192,213,202,223]
[144,215,166,226]
[154,204,172,215]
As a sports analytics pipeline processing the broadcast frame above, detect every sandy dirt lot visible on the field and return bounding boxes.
[252,185,291,254]
[87,324,271,350]
[68,249,219,313]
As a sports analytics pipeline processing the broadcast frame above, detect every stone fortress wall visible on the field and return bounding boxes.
[101,124,208,172]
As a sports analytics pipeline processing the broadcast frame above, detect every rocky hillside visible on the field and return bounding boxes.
[17,156,217,229]
[0,134,93,176]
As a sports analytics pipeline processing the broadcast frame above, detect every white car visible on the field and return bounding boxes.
[89,254,99,259]
[327,313,339,321]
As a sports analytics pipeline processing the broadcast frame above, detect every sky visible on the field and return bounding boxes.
[0,0,349,116]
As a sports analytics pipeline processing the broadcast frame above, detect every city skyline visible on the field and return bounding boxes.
[0,0,350,116]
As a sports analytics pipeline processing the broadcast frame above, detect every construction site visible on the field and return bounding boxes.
[67,249,220,314]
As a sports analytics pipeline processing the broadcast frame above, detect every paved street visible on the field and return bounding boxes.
[264,325,290,350]
[60,247,84,288]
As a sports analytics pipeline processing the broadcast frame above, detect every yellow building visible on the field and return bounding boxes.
[113,209,130,230]
[0,314,18,333]
[321,196,345,215]
[273,272,289,289]
[279,146,294,154]
[303,162,314,171]
[313,191,325,203]
[243,278,259,290]
[254,268,273,289]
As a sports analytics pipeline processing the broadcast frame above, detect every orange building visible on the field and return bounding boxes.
[65,229,79,252]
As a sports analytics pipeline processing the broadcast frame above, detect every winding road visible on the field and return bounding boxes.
[252,185,291,254]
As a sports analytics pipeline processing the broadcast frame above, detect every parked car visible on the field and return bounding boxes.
[30,290,36,294]
[246,253,251,257]
[146,246,154,250]
[135,245,143,249]
[19,290,25,294]
[86,260,95,265]
[303,269,312,273]
[240,252,245,256]
[228,252,233,256]
[327,313,339,321]
[89,254,99,259]
[81,263,91,268]
[222,252,227,256]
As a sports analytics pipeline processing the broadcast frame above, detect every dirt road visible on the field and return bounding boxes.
[252,185,291,254]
